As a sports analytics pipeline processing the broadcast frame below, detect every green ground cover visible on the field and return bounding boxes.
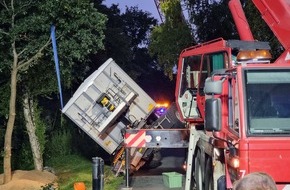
[48,154,123,190]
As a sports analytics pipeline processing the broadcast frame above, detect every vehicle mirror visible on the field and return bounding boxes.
[204,78,223,95]
[205,98,221,131]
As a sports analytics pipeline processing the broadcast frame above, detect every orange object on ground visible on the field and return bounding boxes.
[74,182,86,190]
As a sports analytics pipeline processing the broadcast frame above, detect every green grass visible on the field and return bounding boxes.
[48,154,123,190]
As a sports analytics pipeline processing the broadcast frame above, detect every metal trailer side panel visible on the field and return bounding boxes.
[62,58,156,154]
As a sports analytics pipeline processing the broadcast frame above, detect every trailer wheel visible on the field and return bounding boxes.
[195,149,204,190]
[166,102,185,128]
[204,157,214,190]
[143,149,162,169]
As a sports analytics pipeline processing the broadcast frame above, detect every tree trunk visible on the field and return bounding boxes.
[23,94,43,171]
[3,63,18,184]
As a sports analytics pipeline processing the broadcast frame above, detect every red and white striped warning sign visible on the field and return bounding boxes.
[125,130,146,148]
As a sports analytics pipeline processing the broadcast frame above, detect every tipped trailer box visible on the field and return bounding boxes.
[62,58,156,155]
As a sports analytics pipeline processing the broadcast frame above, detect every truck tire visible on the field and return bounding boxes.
[143,149,162,169]
[195,149,204,190]
[204,157,214,190]
[166,102,185,129]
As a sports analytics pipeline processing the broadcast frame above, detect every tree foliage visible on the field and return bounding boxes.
[93,4,158,81]
[149,0,193,78]
[0,0,107,183]
[0,0,107,88]
[122,6,157,49]
[185,0,238,42]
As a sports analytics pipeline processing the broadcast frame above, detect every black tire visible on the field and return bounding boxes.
[195,150,204,190]
[204,157,214,190]
[166,102,185,128]
[143,149,162,169]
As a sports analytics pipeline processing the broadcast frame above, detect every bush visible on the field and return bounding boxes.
[45,130,73,159]
[17,142,34,170]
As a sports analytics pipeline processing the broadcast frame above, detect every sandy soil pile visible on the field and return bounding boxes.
[0,170,57,190]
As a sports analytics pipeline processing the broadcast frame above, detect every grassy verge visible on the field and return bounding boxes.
[48,154,123,190]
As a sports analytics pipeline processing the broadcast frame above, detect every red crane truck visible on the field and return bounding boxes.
[176,0,290,189]
[63,0,290,189]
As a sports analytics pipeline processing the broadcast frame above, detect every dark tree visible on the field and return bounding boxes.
[185,0,238,42]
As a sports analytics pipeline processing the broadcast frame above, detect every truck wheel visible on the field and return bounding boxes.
[166,102,185,128]
[204,157,214,190]
[195,150,204,190]
[143,149,162,169]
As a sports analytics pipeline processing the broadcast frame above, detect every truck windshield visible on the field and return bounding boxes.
[245,69,290,135]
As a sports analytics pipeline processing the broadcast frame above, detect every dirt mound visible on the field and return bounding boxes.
[0,170,57,190]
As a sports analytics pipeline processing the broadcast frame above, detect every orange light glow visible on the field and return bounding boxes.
[183,164,187,170]
[236,49,272,63]
[231,157,240,168]
[156,102,169,108]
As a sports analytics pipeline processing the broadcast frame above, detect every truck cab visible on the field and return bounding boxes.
[175,38,232,123]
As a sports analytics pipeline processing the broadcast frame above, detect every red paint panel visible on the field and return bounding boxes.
[247,138,290,183]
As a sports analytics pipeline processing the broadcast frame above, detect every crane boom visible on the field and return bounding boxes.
[154,0,165,23]
[154,0,187,24]
[228,0,254,41]
[252,0,290,50]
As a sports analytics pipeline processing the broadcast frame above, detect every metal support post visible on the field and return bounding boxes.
[121,147,132,190]
[184,126,200,190]
[125,148,130,188]
[100,158,104,190]
[92,157,104,190]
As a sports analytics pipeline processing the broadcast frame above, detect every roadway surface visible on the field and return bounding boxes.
[119,148,188,190]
